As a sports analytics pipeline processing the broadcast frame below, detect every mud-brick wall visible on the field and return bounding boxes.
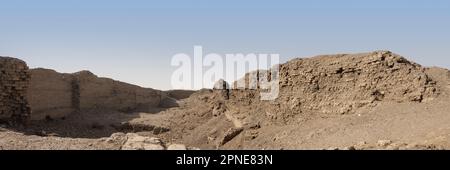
[0,57,30,121]
[74,70,162,112]
[1,57,168,121]
[27,68,76,120]
[28,69,164,120]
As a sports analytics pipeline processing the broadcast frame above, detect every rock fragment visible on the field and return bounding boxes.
[377,140,393,147]
[121,133,165,150]
[167,144,187,150]
[219,127,244,145]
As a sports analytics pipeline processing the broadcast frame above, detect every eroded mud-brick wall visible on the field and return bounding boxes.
[0,57,30,121]
[27,68,76,120]
[28,69,165,120]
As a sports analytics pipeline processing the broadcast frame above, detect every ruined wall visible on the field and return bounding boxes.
[28,69,164,120]
[28,69,75,120]
[74,71,162,112]
[0,57,30,121]
[276,51,438,115]
[217,51,440,123]
[164,90,196,100]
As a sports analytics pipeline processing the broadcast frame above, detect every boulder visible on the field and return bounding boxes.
[121,133,165,150]
[167,144,187,150]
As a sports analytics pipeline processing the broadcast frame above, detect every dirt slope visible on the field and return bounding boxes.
[156,51,449,150]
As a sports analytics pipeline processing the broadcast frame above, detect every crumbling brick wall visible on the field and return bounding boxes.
[74,70,162,112]
[28,69,164,120]
[1,57,172,121]
[0,57,30,121]
[27,68,76,120]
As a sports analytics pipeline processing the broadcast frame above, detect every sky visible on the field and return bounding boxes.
[1,0,449,90]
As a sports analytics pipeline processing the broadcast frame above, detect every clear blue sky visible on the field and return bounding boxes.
[1,0,449,90]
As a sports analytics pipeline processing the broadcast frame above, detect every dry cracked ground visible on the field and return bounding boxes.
[1,51,449,150]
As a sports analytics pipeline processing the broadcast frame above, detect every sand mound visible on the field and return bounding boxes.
[276,51,438,116]
[226,51,437,116]
[172,51,442,148]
